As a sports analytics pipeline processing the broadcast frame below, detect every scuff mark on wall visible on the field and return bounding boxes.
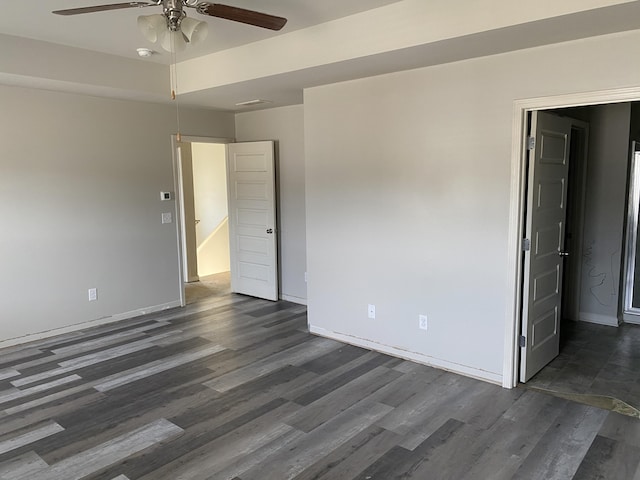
[583,241,620,307]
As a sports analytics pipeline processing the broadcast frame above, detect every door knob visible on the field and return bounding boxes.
[558,251,569,257]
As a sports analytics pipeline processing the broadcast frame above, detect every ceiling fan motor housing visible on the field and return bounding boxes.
[163,0,185,31]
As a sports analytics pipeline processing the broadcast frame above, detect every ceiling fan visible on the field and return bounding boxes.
[53,1,287,52]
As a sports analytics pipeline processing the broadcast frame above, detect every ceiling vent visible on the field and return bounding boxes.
[235,99,272,107]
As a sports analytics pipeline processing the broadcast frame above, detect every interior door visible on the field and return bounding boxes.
[520,111,572,382]
[227,141,278,301]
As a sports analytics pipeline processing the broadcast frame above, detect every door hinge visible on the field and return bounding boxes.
[522,238,531,251]
[527,136,535,150]
[519,335,526,348]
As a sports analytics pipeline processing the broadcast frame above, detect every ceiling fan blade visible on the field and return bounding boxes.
[53,2,156,16]
[198,3,287,31]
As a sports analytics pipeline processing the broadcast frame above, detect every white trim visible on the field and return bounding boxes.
[281,294,307,305]
[310,325,502,385]
[171,137,187,307]
[0,301,181,349]
[174,142,189,289]
[622,143,640,317]
[178,135,234,144]
[578,312,620,327]
[623,312,640,324]
[504,86,640,388]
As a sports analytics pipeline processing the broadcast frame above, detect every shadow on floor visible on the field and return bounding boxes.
[523,319,640,418]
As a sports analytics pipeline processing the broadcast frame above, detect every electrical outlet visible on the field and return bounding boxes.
[304,272,308,283]
[368,304,376,319]
[419,314,428,331]
[161,212,172,224]
[88,288,97,302]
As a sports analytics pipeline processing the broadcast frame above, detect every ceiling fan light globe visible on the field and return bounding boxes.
[161,30,187,53]
[137,14,166,43]
[181,17,208,45]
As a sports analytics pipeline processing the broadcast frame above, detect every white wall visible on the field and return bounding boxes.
[304,30,640,382]
[578,103,631,325]
[197,219,230,277]
[0,84,234,343]
[192,142,230,276]
[235,105,307,304]
[192,143,228,245]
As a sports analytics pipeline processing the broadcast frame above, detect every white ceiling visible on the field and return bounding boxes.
[0,0,403,63]
[3,1,640,112]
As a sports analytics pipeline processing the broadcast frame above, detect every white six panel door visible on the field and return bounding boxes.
[520,112,572,382]
[227,141,278,301]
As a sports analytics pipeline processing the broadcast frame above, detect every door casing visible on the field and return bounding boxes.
[172,135,234,307]
[504,87,640,388]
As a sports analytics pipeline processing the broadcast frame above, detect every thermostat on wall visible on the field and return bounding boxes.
[160,191,172,201]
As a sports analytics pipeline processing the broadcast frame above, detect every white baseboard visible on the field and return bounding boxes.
[623,312,640,324]
[308,325,502,385]
[577,312,620,327]
[0,301,182,350]
[280,294,307,305]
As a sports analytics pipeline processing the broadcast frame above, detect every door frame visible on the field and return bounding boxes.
[622,141,640,322]
[503,87,640,388]
[171,134,234,307]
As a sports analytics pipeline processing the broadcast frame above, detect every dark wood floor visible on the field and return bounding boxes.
[1,289,640,479]
[527,319,640,415]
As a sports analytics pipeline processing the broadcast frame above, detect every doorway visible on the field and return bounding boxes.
[510,98,640,411]
[505,88,640,389]
[184,141,231,304]
[172,136,280,306]
[174,136,233,305]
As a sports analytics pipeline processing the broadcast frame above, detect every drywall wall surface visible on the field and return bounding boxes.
[304,30,640,380]
[235,105,307,304]
[192,143,228,245]
[0,34,169,102]
[191,142,229,276]
[177,0,639,94]
[196,218,230,276]
[0,84,234,341]
[579,103,631,324]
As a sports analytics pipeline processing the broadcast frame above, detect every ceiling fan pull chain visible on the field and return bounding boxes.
[171,41,182,142]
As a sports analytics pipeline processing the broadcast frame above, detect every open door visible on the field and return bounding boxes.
[227,141,278,301]
[520,111,572,382]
